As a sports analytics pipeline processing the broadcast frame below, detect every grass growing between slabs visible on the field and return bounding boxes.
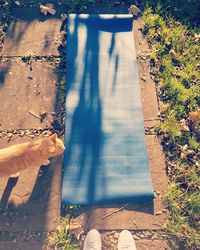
[47,206,80,250]
[142,5,200,250]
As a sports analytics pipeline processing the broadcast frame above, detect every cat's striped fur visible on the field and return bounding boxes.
[0,134,65,177]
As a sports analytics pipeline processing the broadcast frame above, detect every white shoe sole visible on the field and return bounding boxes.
[83,229,102,250]
[118,230,136,250]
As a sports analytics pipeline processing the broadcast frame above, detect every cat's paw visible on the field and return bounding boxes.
[10,173,19,178]
[43,160,50,166]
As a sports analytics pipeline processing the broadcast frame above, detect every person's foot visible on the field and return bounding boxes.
[83,229,101,250]
[118,230,136,250]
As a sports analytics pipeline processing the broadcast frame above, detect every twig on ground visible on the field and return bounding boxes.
[29,110,41,120]
[102,204,129,220]
[85,208,94,231]
[29,110,48,125]
[138,59,146,73]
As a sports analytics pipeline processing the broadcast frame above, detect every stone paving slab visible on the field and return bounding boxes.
[76,135,168,231]
[0,137,62,232]
[135,239,170,250]
[2,7,64,56]
[0,241,43,250]
[0,61,57,129]
[80,232,171,250]
[133,18,160,128]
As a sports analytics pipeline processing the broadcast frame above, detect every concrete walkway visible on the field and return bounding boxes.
[0,1,170,249]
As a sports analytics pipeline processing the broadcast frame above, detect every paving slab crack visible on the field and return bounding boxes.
[0,128,52,139]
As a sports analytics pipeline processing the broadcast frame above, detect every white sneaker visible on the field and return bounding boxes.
[118,230,137,250]
[83,229,102,250]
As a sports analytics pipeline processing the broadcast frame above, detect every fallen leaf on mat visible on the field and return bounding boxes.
[40,4,56,16]
[15,1,20,6]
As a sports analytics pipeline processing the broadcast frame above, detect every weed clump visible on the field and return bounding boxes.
[143,5,200,249]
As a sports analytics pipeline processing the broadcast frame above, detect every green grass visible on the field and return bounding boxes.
[145,0,200,27]
[143,5,200,250]
[47,206,80,249]
[47,217,79,250]
[69,0,97,12]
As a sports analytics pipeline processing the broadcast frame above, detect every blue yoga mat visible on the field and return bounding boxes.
[62,14,154,205]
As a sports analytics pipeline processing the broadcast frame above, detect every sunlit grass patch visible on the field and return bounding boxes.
[143,4,200,249]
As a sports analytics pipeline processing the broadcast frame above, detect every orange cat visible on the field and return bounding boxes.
[0,134,65,177]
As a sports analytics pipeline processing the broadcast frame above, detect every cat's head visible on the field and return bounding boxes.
[43,134,65,157]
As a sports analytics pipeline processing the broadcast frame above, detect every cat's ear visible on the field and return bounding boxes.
[50,133,57,143]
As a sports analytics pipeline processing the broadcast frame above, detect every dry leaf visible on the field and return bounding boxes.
[40,4,56,16]
[155,211,162,215]
[140,75,146,81]
[180,118,190,132]
[128,5,141,16]
[69,219,83,240]
[169,49,177,60]
[179,34,186,48]
[193,33,200,42]
[40,111,47,121]
[15,1,20,6]
[180,153,186,160]
[180,224,188,236]
[69,219,81,230]
[188,110,200,122]
[163,31,168,38]
[61,13,67,21]
[182,144,188,151]
[60,30,67,46]
[60,30,67,38]
[180,144,194,159]
[180,144,188,160]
